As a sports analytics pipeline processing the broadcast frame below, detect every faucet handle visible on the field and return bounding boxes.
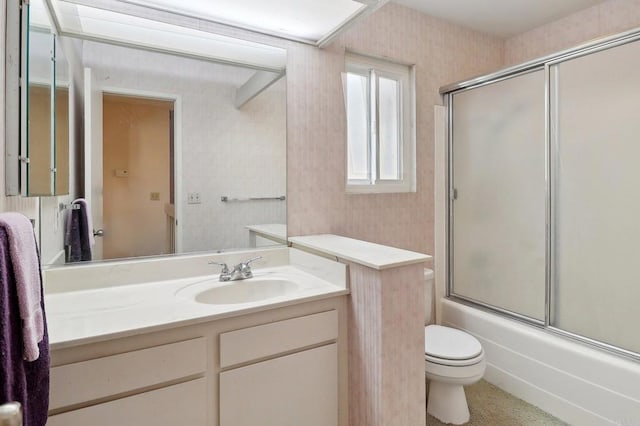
[243,256,262,266]
[235,256,262,279]
[209,261,229,274]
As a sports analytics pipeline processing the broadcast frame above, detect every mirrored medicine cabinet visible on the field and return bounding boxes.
[6,0,69,196]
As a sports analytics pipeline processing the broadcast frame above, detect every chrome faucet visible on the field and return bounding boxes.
[209,256,262,281]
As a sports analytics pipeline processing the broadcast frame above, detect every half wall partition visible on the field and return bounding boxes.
[443,29,640,359]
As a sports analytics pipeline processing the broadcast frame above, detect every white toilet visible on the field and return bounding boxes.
[424,269,486,425]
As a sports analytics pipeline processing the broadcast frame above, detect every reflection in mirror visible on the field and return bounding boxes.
[26,0,71,197]
[27,29,54,195]
[42,38,287,266]
[28,70,70,196]
[54,40,70,196]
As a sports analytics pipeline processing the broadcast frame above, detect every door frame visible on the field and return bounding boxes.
[91,84,183,254]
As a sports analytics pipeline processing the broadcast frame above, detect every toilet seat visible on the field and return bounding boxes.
[425,352,484,367]
[424,325,483,365]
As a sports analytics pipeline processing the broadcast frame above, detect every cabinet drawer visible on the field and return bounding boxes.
[50,337,206,410]
[47,378,206,426]
[220,310,337,368]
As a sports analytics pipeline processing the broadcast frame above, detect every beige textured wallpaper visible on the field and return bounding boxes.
[505,0,640,65]
[285,2,504,256]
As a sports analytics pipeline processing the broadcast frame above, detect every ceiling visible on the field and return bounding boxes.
[72,0,381,45]
[36,0,288,71]
[50,0,609,46]
[122,0,364,42]
[392,0,608,38]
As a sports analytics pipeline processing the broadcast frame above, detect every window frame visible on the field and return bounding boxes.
[344,53,416,194]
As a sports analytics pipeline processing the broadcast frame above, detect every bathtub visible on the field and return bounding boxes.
[440,298,640,426]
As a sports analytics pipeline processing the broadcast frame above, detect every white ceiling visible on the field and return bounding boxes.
[119,0,368,43]
[392,0,608,38]
[46,0,288,71]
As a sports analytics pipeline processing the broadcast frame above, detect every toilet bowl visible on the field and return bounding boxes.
[424,270,485,425]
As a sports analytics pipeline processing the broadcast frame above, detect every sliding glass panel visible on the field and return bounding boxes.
[345,72,370,182]
[378,76,400,180]
[451,70,546,321]
[551,40,640,353]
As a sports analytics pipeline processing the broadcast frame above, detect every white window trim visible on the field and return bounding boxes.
[344,53,416,194]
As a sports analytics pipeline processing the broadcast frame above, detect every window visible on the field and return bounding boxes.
[343,53,415,193]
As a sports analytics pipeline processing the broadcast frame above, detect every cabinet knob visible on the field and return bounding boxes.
[0,402,22,426]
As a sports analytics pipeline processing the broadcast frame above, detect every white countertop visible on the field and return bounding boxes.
[245,224,287,241]
[45,265,347,350]
[288,234,431,270]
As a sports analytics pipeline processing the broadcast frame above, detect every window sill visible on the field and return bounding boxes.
[345,182,415,194]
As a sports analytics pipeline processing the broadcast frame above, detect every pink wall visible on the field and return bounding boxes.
[505,0,640,66]
[286,3,503,255]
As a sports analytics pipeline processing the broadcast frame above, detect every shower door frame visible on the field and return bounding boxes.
[442,26,640,362]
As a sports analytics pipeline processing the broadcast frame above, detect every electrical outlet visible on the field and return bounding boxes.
[187,192,201,204]
[150,192,160,201]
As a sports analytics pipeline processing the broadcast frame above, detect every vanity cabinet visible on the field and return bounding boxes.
[47,297,347,426]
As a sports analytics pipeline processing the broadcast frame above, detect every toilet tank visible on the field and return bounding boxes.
[424,268,434,325]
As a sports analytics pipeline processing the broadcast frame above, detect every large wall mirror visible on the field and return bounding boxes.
[25,0,288,267]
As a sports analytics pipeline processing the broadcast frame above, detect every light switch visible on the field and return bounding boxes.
[150,192,160,201]
[188,192,201,204]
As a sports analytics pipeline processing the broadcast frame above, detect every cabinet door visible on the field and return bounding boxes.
[47,378,206,426]
[220,343,337,426]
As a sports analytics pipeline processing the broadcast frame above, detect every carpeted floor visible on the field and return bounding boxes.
[426,380,568,425]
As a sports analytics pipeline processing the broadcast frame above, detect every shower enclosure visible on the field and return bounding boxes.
[442,30,640,359]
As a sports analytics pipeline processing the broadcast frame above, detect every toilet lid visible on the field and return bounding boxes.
[425,325,482,360]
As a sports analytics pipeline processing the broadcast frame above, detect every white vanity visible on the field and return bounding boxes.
[43,247,349,426]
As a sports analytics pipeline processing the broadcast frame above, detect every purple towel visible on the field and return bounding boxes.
[73,199,95,247]
[64,200,93,263]
[0,227,50,426]
[0,213,44,361]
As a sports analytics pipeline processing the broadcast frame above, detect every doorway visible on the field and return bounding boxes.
[101,93,174,259]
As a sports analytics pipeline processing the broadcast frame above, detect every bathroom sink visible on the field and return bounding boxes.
[194,279,299,305]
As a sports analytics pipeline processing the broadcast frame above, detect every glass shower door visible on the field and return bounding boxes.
[450,70,547,321]
[550,39,640,354]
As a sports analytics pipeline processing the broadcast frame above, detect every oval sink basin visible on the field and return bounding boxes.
[195,279,299,305]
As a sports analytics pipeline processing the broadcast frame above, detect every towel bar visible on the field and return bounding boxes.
[221,196,286,202]
[0,402,22,426]
[59,203,81,211]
